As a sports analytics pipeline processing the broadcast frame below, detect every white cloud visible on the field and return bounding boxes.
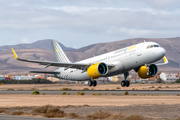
[1,6,179,29]
[43,6,99,14]
[43,6,179,15]
[0,0,180,48]
[141,0,179,9]
[118,28,152,37]
[21,38,30,43]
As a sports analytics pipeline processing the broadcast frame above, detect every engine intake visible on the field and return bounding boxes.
[87,62,108,78]
[138,64,158,79]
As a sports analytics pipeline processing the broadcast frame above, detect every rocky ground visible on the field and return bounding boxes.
[1,83,180,119]
[0,104,180,120]
[0,95,180,119]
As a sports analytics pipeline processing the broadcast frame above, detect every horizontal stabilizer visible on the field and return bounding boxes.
[29,71,60,74]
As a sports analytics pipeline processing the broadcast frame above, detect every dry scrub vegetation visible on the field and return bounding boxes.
[0,105,152,120]
[86,110,149,120]
[32,105,65,118]
[1,105,180,120]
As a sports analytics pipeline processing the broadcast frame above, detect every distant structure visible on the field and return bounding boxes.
[47,77,61,82]
[160,72,167,82]
[159,72,179,83]
[15,76,35,80]
[107,74,131,83]
[166,73,179,81]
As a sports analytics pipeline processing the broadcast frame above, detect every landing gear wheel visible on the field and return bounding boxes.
[88,80,92,86]
[121,81,125,87]
[121,80,130,87]
[125,81,130,87]
[92,80,97,87]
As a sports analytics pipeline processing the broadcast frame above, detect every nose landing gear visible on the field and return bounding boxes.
[121,72,130,87]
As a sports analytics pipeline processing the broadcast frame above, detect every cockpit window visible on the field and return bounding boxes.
[153,45,159,47]
[147,45,153,49]
[147,45,159,49]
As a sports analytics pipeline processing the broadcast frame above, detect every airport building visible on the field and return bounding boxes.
[166,73,179,82]
[15,76,35,80]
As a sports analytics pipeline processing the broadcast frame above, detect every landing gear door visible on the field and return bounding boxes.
[137,44,142,56]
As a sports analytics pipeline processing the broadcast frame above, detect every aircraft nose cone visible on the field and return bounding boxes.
[160,47,166,57]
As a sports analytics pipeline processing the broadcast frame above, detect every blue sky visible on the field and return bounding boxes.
[0,0,180,48]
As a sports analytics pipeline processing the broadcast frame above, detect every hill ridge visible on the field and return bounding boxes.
[0,37,179,74]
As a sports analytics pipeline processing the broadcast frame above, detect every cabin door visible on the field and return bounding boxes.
[137,44,142,56]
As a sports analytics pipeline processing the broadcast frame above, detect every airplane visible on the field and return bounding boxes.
[11,40,168,87]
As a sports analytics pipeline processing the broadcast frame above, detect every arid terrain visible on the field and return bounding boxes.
[1,84,180,119]
[1,95,180,107]
[1,83,180,90]
[0,95,180,119]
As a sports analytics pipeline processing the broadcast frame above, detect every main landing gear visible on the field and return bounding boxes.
[121,72,130,87]
[88,79,97,87]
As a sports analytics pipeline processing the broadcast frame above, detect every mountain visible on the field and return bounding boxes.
[0,39,73,52]
[0,37,179,75]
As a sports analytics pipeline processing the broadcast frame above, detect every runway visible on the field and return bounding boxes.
[0,115,73,120]
[0,90,180,95]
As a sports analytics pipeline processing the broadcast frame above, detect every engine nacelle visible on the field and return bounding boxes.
[87,62,108,78]
[138,64,158,79]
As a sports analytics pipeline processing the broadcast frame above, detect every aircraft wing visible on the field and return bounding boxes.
[11,48,114,70]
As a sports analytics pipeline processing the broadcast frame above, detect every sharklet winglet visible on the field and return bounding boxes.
[156,56,168,65]
[163,56,168,63]
[11,48,18,59]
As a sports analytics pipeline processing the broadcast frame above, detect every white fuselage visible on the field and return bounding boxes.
[55,42,166,81]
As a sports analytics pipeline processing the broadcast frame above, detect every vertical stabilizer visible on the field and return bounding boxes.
[51,40,71,63]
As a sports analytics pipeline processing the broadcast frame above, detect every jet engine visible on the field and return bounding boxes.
[87,62,108,78]
[138,64,158,79]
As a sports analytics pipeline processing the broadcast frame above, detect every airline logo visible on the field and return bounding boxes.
[114,45,136,54]
[128,45,136,50]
